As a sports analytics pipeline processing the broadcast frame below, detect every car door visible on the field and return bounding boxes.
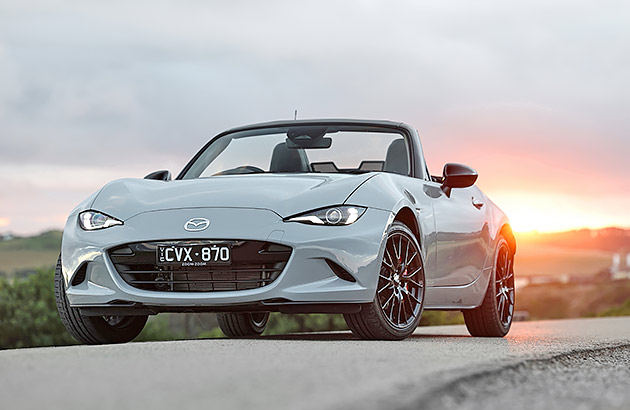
[429,182,492,286]
[398,178,439,287]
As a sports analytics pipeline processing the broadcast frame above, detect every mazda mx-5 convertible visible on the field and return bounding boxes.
[55,119,516,344]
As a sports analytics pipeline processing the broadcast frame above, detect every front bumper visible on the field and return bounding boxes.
[61,207,393,310]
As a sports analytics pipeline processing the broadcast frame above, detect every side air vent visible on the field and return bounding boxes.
[71,263,88,286]
[325,259,356,283]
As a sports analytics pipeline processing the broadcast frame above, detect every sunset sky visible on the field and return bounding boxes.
[1,1,629,235]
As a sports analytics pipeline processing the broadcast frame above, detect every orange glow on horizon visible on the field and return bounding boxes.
[490,191,630,234]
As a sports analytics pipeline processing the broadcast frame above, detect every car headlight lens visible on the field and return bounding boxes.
[78,211,123,230]
[286,206,366,226]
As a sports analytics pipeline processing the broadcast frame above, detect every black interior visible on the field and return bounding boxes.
[384,139,408,175]
[269,143,311,173]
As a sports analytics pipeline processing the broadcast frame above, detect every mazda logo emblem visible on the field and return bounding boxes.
[184,218,210,232]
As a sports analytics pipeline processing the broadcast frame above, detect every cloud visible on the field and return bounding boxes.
[0,0,629,233]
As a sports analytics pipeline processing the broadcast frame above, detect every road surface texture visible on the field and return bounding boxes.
[1,317,629,410]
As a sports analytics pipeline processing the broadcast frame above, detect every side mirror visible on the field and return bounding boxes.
[442,163,477,191]
[144,170,172,181]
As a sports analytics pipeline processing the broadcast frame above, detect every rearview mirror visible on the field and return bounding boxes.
[442,163,477,191]
[144,170,172,181]
[285,137,332,149]
[286,126,332,149]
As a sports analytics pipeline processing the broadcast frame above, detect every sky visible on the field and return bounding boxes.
[0,0,629,235]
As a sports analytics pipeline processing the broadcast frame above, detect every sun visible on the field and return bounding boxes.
[0,217,10,228]
[489,192,624,233]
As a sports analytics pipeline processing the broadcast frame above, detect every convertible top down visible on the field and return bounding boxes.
[55,119,516,343]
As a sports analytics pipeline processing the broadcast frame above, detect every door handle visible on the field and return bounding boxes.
[472,197,484,209]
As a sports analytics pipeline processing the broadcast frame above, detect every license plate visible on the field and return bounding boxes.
[156,244,232,267]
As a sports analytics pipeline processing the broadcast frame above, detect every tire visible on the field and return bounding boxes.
[463,236,515,337]
[344,221,425,340]
[54,255,148,344]
[217,312,270,338]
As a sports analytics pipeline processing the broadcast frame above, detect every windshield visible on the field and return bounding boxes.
[181,126,410,179]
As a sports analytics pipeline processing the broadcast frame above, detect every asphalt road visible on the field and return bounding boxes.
[1,317,629,410]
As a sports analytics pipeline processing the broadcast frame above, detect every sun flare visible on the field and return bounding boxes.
[490,192,629,233]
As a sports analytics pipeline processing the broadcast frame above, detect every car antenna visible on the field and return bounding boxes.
[294,109,298,120]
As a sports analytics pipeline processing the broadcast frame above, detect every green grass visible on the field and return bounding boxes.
[0,231,61,276]
[0,250,60,276]
[596,300,630,317]
[0,230,61,252]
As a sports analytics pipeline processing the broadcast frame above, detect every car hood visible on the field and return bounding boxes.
[89,173,376,220]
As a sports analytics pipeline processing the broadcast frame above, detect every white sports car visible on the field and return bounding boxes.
[55,119,516,343]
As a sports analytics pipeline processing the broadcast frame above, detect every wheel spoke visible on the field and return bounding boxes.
[379,273,392,282]
[382,292,395,309]
[490,244,514,326]
[405,278,424,287]
[402,288,422,304]
[503,299,510,323]
[400,298,409,325]
[405,251,417,266]
[385,249,395,268]
[407,266,423,278]
[403,292,415,319]
[389,297,396,321]
[378,282,392,293]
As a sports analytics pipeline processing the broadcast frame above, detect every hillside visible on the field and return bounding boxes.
[514,228,629,278]
[0,230,61,276]
[517,227,630,252]
[516,280,630,319]
[514,243,612,277]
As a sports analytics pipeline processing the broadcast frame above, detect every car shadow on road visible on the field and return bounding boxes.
[260,332,356,341]
[408,333,471,339]
[254,331,472,341]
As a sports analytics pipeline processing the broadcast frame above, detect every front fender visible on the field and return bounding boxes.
[345,173,434,269]
[344,173,412,211]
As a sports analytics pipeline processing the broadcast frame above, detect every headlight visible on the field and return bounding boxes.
[78,211,123,230]
[286,206,366,226]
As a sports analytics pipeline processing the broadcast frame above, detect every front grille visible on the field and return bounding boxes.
[108,240,292,292]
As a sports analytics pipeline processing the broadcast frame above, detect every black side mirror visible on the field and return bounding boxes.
[442,163,477,192]
[144,170,172,181]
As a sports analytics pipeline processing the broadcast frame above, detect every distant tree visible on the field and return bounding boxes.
[0,268,75,349]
